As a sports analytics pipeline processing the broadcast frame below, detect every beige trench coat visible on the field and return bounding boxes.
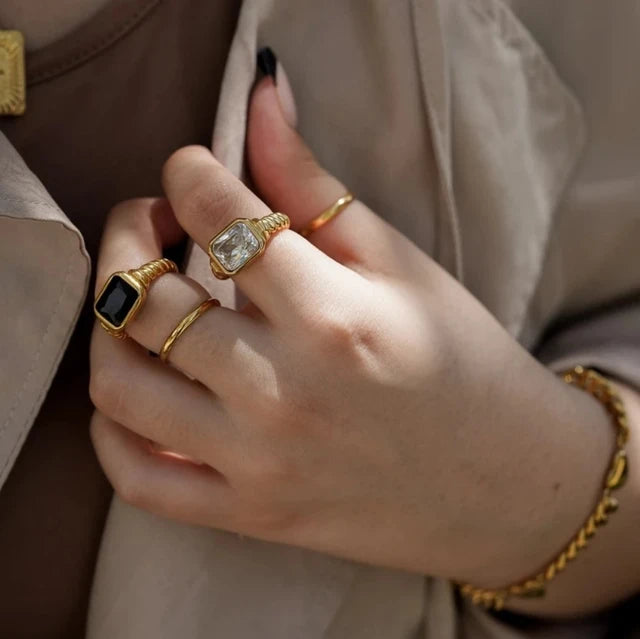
[1,0,638,636]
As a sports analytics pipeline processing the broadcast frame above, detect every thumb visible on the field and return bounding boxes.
[247,48,398,274]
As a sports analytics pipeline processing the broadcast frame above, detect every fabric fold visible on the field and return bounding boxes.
[0,132,90,489]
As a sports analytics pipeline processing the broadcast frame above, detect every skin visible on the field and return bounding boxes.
[89,77,640,618]
[4,0,638,623]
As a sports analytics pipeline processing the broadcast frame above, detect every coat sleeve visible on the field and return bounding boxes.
[535,299,640,390]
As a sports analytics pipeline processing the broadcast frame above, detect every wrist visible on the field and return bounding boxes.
[455,361,616,590]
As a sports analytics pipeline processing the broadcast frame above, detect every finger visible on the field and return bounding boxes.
[247,70,410,278]
[95,198,272,394]
[90,327,240,471]
[90,411,235,529]
[161,146,360,324]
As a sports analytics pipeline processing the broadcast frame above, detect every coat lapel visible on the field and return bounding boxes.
[411,0,585,342]
[0,133,89,490]
[410,0,464,284]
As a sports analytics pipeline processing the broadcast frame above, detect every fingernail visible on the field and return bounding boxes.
[257,47,298,129]
[257,47,277,82]
[275,60,298,128]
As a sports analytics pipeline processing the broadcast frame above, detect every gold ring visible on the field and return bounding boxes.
[160,298,220,363]
[94,258,178,339]
[207,212,290,279]
[299,193,354,238]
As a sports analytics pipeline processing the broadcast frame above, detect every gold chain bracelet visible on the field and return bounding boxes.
[458,365,629,611]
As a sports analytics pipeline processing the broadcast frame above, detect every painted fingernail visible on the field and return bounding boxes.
[257,47,277,82]
[256,46,298,128]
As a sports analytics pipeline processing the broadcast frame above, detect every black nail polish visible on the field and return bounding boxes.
[257,47,277,83]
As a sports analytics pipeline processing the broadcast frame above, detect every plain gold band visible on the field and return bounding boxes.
[160,298,221,363]
[299,193,354,238]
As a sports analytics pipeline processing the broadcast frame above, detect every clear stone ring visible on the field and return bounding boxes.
[207,212,290,279]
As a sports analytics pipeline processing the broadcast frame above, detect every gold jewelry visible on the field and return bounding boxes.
[94,258,178,339]
[208,212,290,279]
[458,366,629,611]
[0,31,26,116]
[299,193,354,238]
[159,298,220,363]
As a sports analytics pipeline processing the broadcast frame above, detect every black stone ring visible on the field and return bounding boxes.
[94,258,178,339]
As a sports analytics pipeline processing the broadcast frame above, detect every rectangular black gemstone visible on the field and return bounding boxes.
[95,275,140,328]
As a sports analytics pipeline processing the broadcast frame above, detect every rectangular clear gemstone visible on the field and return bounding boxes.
[211,222,260,272]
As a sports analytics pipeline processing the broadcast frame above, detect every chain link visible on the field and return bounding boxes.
[458,366,629,610]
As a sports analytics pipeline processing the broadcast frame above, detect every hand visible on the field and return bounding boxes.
[89,77,613,594]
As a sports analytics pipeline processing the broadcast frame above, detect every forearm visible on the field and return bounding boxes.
[464,371,640,618]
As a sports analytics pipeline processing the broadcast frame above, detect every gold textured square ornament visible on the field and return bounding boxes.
[0,30,26,116]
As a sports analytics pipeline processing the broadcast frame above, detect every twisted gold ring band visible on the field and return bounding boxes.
[94,258,178,339]
[160,298,221,363]
[299,192,354,238]
[208,212,290,279]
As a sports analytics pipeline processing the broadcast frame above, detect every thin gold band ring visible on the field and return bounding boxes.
[160,298,221,363]
[94,258,178,339]
[299,193,354,238]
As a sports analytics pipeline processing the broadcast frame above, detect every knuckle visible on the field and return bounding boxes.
[102,199,165,255]
[248,505,297,536]
[113,466,148,509]
[162,144,208,179]
[324,313,356,346]
[88,409,109,450]
[179,171,242,229]
[232,496,298,537]
[259,397,290,432]
[299,151,329,184]
[106,199,133,224]
[88,414,150,510]
[163,145,246,230]
[252,393,306,439]
[244,451,293,488]
[315,310,380,361]
[89,364,127,418]
[107,198,153,228]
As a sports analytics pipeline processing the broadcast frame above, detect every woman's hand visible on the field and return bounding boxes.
[89,77,618,607]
